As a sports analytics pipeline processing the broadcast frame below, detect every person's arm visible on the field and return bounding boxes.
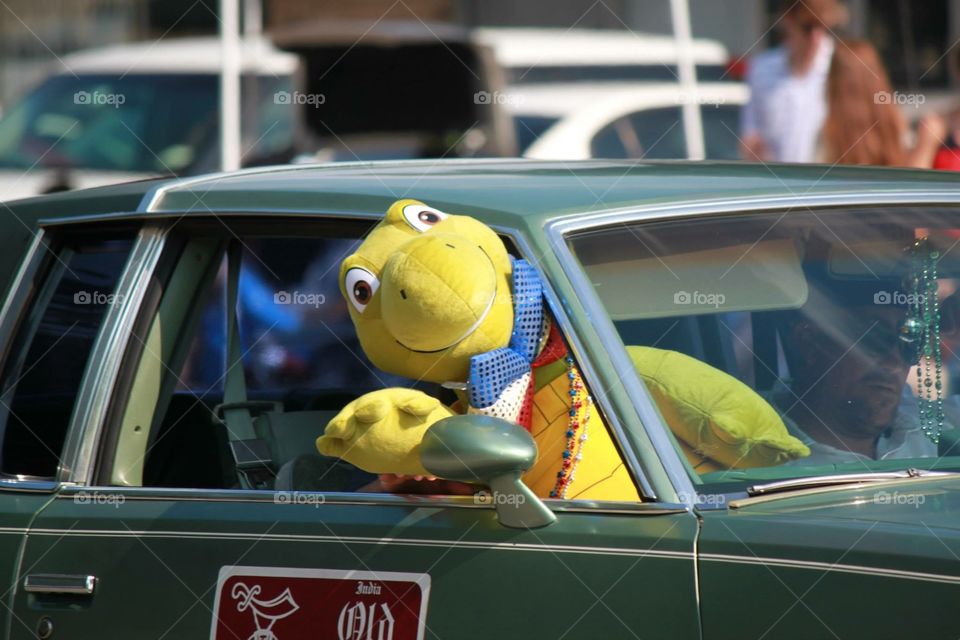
[908,113,948,169]
[739,58,770,161]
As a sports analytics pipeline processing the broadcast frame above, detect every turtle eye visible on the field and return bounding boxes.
[344,267,380,313]
[402,204,447,232]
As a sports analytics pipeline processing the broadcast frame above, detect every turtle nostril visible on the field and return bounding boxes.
[400,289,407,300]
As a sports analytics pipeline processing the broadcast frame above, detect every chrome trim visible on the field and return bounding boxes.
[545,192,960,507]
[747,469,950,496]
[501,227,658,501]
[39,209,385,227]
[0,231,47,372]
[731,472,958,509]
[0,478,59,493]
[549,190,960,235]
[24,573,96,595]
[56,486,687,515]
[59,225,167,484]
[135,158,525,213]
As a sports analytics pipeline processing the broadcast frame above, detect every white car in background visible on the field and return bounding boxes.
[475,27,731,85]
[513,82,748,160]
[0,36,296,201]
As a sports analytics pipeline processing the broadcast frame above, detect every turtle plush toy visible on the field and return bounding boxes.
[316,199,808,500]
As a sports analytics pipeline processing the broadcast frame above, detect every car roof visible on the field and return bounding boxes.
[511,82,748,118]
[10,160,960,235]
[474,28,729,67]
[56,36,297,75]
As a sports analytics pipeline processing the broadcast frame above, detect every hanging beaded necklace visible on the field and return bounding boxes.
[549,355,592,498]
[908,237,944,443]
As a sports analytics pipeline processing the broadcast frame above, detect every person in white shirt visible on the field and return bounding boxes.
[740,0,846,163]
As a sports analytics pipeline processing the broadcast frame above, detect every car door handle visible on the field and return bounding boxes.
[23,574,96,596]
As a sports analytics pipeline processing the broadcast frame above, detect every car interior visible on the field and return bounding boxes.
[570,207,960,491]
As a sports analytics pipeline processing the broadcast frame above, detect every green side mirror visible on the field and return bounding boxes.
[420,414,556,529]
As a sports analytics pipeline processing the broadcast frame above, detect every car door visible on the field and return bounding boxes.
[12,216,701,640]
[0,223,138,639]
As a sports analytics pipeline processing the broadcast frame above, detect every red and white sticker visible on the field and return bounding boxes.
[210,566,431,640]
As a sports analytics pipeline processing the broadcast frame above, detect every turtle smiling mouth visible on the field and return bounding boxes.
[392,245,500,354]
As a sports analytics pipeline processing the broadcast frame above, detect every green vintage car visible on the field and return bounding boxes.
[2,159,960,639]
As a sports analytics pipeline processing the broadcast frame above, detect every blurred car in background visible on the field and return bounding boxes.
[475,27,732,84]
[0,36,297,201]
[274,19,515,163]
[514,82,748,160]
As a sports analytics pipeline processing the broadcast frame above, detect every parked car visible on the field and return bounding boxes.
[0,36,297,200]
[2,160,960,639]
[513,82,748,159]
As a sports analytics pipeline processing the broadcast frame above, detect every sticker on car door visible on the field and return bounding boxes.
[210,566,431,640]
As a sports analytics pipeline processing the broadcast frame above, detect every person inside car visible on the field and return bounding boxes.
[772,269,956,465]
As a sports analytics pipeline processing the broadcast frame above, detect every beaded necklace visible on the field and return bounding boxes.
[908,237,944,443]
[549,356,591,498]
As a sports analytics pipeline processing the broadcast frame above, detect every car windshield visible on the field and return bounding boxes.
[0,73,292,173]
[514,114,559,154]
[568,207,960,495]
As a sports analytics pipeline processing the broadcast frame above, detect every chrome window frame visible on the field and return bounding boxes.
[546,190,960,507]
[57,223,167,485]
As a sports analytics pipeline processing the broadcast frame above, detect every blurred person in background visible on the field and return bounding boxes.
[820,39,946,167]
[740,0,846,162]
[931,47,960,171]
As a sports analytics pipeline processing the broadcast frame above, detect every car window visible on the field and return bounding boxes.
[590,108,689,160]
[117,228,415,491]
[109,221,635,502]
[0,74,293,174]
[0,233,134,477]
[567,207,960,494]
[701,104,741,160]
[624,107,688,159]
[589,117,631,158]
[514,115,559,154]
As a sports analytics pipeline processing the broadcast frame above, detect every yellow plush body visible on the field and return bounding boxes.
[523,360,638,500]
[317,199,807,497]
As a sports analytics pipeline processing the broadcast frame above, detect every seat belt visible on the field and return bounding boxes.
[215,242,276,490]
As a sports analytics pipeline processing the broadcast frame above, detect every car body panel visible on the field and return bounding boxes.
[2,161,960,637]
[13,488,699,639]
[699,478,960,638]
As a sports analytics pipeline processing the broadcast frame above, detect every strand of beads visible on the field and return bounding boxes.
[913,238,944,443]
[550,356,591,499]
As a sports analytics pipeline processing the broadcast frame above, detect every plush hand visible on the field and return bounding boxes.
[316,388,456,476]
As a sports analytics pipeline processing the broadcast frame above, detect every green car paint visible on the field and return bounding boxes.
[0,160,959,638]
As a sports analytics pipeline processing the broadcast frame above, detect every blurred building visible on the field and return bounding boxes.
[1,0,959,106]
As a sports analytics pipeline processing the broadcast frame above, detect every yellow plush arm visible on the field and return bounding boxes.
[627,346,809,470]
[317,388,456,476]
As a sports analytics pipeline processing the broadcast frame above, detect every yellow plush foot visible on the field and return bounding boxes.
[317,388,455,476]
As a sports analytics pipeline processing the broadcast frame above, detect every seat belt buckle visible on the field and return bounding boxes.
[229,438,275,490]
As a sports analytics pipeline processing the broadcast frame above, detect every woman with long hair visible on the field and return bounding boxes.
[820,39,945,167]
